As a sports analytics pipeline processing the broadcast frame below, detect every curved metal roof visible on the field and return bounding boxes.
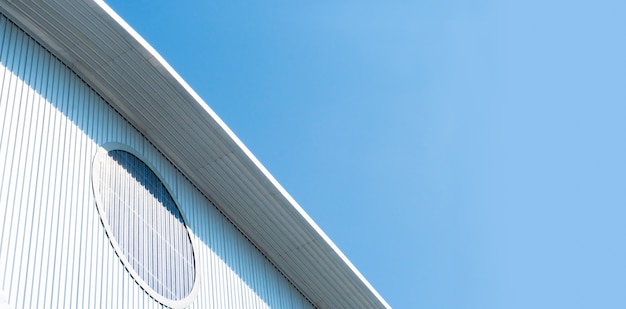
[0,1,390,308]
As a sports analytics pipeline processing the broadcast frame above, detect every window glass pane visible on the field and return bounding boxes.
[97,149,195,300]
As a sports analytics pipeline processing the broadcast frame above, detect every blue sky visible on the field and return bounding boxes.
[106,1,626,308]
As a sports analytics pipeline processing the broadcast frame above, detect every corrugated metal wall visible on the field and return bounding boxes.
[0,14,314,309]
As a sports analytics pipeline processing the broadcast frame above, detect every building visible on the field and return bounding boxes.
[0,1,390,308]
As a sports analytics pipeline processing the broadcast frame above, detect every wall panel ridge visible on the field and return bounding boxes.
[0,13,314,309]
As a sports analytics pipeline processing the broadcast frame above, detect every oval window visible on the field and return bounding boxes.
[92,147,197,306]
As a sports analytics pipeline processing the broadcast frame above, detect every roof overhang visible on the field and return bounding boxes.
[0,1,390,308]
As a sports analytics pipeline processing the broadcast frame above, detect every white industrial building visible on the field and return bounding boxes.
[0,1,389,308]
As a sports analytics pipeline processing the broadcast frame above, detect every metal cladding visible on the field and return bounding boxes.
[0,13,313,308]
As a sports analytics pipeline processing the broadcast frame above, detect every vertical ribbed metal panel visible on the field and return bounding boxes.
[0,14,314,309]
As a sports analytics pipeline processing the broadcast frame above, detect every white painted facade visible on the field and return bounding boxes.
[0,14,314,308]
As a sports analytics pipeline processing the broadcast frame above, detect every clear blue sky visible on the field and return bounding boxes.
[106,1,626,308]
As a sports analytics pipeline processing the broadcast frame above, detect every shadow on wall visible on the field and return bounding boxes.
[0,13,311,309]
